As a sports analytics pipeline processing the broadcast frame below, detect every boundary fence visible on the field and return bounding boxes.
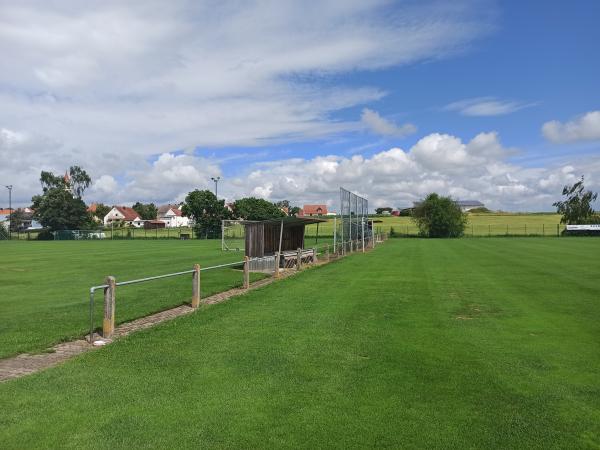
[87,232,388,344]
[389,223,567,237]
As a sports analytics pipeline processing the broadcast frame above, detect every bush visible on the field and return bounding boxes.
[0,223,8,240]
[412,193,467,238]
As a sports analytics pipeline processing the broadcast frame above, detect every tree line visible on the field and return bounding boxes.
[2,167,597,239]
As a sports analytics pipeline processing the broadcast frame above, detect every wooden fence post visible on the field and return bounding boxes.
[244,256,250,289]
[103,276,116,338]
[191,264,201,308]
[296,248,302,271]
[274,252,280,278]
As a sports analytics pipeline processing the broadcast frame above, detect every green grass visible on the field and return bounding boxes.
[1,238,599,448]
[0,240,259,358]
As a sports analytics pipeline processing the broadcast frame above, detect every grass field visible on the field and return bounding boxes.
[1,238,599,448]
[0,240,259,358]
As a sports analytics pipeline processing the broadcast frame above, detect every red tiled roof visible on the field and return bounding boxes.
[0,209,12,215]
[115,206,140,221]
[87,203,97,213]
[301,204,328,215]
[157,204,183,217]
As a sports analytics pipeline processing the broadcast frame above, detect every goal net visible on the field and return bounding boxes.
[221,220,245,251]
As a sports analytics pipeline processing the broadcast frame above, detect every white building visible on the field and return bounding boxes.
[157,204,190,228]
[103,206,143,227]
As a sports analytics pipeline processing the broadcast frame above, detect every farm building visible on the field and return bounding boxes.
[241,217,326,258]
[455,200,485,212]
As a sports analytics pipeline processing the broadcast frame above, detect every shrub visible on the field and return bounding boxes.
[412,193,467,238]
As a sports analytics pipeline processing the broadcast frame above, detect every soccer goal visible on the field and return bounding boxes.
[221,220,245,251]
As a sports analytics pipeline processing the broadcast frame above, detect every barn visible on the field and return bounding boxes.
[242,217,327,258]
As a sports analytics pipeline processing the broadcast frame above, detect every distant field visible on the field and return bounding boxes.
[1,238,599,448]
[304,213,565,236]
[0,240,257,358]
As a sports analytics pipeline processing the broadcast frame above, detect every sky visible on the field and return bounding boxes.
[1,0,599,212]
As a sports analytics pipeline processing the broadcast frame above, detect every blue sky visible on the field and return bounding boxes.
[1,0,599,211]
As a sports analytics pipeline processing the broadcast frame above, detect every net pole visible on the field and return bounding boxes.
[221,220,225,251]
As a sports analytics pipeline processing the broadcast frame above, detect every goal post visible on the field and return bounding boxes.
[221,220,245,251]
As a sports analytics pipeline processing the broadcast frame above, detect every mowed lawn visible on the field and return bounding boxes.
[0,240,255,358]
[1,238,599,448]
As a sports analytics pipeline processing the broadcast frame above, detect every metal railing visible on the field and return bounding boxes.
[88,260,245,342]
[87,235,387,343]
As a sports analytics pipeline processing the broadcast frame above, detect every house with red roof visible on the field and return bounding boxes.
[298,204,328,217]
[103,206,143,227]
[157,204,189,228]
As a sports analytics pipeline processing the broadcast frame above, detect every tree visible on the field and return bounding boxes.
[32,188,91,231]
[94,203,111,220]
[31,168,93,232]
[375,207,393,215]
[412,193,467,238]
[289,206,301,217]
[68,166,91,198]
[232,197,286,221]
[181,190,231,239]
[132,202,158,220]
[553,176,598,224]
[8,209,27,232]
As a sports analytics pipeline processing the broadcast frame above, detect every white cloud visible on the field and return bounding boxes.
[444,97,535,116]
[542,111,600,143]
[360,109,416,137]
[219,132,599,212]
[0,1,493,204]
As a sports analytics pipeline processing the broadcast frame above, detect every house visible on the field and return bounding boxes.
[0,207,41,230]
[103,206,143,227]
[157,204,189,228]
[299,204,328,217]
[456,200,485,212]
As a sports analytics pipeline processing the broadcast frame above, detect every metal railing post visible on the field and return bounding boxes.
[313,247,317,264]
[192,264,201,308]
[243,256,250,289]
[325,243,330,261]
[103,276,116,338]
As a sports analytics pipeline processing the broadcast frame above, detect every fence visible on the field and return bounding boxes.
[87,233,388,343]
[389,223,567,238]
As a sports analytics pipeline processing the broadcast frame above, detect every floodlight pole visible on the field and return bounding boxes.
[5,185,12,240]
[211,176,220,198]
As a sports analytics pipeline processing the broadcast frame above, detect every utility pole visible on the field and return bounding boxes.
[211,176,221,198]
[5,185,12,240]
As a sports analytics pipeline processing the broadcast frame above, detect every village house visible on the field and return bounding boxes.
[298,204,328,217]
[103,206,144,227]
[157,204,189,228]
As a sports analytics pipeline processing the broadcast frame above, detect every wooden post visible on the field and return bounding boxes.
[102,276,116,338]
[296,248,302,271]
[191,264,201,308]
[274,252,280,278]
[244,256,250,289]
